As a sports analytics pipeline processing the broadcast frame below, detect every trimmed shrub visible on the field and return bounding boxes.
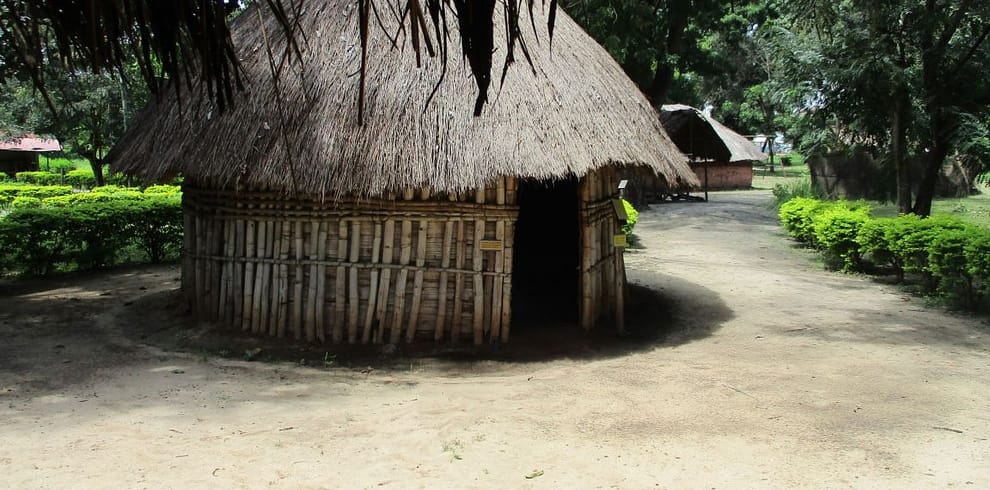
[965,229,990,301]
[42,189,144,207]
[621,198,639,236]
[779,197,830,244]
[812,204,871,270]
[15,171,63,185]
[0,194,183,275]
[10,196,42,209]
[0,184,73,206]
[890,215,968,290]
[928,227,982,306]
[143,184,182,196]
[64,169,97,189]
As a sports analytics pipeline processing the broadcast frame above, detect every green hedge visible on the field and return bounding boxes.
[621,198,639,236]
[15,168,129,189]
[779,197,990,309]
[0,193,182,275]
[0,184,73,206]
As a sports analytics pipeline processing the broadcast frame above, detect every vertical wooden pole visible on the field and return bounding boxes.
[406,220,428,342]
[333,220,348,344]
[390,218,413,344]
[374,220,396,343]
[451,221,466,343]
[266,221,281,335]
[434,221,454,342]
[315,221,328,342]
[305,221,321,342]
[259,220,273,334]
[362,222,383,344]
[276,220,290,337]
[291,220,304,339]
[233,217,245,328]
[243,219,256,330]
[472,187,486,345]
[347,221,361,344]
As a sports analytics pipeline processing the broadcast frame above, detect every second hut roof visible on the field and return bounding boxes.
[111,1,698,197]
[660,104,767,164]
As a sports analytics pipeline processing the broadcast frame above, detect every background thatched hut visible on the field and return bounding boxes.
[110,1,697,345]
[659,104,766,191]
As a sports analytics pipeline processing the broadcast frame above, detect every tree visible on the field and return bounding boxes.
[0,65,148,185]
[780,0,990,216]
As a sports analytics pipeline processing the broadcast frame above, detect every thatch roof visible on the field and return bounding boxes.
[110,1,697,198]
[660,104,767,164]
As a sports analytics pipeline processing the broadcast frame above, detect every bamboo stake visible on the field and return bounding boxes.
[233,218,245,328]
[305,221,321,342]
[362,222,383,344]
[251,219,267,333]
[451,221,465,343]
[406,220,428,342]
[472,219,485,346]
[259,220,273,333]
[218,221,230,323]
[243,219,256,330]
[276,220,290,337]
[490,220,505,342]
[291,220,304,339]
[500,220,515,343]
[347,220,361,344]
[374,220,396,343]
[333,220,348,344]
[434,221,454,341]
[390,220,413,344]
[267,221,281,335]
[615,244,625,333]
[315,221,328,342]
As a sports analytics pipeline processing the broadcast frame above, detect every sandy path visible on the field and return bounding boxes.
[1,190,988,489]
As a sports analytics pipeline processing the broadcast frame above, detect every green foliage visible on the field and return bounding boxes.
[772,177,819,207]
[142,184,182,195]
[0,193,183,276]
[778,197,828,243]
[782,196,990,309]
[621,199,639,236]
[0,184,73,206]
[64,169,96,189]
[812,204,871,270]
[10,196,42,209]
[15,171,62,185]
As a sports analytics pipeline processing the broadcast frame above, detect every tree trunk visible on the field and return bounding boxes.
[91,159,106,187]
[911,138,948,217]
[644,0,691,105]
[892,88,912,214]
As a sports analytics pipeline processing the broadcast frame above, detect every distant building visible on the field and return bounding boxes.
[660,105,767,190]
[0,134,62,176]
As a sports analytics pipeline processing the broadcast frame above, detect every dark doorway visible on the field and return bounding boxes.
[512,177,580,326]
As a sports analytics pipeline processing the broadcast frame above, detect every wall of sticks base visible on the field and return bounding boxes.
[182,168,627,345]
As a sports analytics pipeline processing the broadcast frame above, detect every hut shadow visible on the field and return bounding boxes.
[109,272,733,369]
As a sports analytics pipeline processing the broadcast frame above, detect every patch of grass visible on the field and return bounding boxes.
[871,191,990,228]
[442,439,463,461]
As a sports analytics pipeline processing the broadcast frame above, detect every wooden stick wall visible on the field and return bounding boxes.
[578,168,626,332]
[182,168,627,345]
[183,177,518,345]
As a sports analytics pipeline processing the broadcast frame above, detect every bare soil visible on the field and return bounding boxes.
[2,190,988,489]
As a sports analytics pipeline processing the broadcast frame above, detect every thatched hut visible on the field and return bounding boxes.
[659,104,766,191]
[110,1,697,345]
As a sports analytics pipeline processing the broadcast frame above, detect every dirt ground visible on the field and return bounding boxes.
[1,190,988,489]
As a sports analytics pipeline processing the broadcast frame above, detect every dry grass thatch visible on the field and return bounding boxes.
[110,1,697,198]
[660,104,767,164]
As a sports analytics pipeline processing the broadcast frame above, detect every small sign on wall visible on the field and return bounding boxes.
[613,234,627,248]
[479,240,504,251]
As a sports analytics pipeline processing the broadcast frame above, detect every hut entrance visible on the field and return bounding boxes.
[511,177,580,326]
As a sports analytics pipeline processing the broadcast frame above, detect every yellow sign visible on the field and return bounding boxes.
[479,240,503,251]
[613,234,627,248]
